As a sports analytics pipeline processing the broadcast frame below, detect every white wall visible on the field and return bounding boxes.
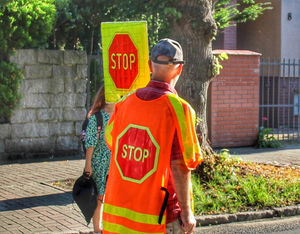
[281,0,300,60]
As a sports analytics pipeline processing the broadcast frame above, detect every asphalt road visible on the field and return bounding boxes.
[194,215,300,234]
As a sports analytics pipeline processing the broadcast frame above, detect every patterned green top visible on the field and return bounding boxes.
[85,110,111,195]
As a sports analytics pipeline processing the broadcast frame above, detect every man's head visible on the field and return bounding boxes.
[149,39,184,86]
[150,38,185,65]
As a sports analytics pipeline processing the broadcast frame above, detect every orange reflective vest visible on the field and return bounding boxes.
[104,92,202,234]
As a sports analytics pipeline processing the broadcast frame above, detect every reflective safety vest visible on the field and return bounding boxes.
[104,92,202,234]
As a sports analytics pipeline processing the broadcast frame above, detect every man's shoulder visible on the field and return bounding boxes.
[166,94,192,108]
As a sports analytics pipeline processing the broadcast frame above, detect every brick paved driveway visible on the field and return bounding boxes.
[0,156,94,234]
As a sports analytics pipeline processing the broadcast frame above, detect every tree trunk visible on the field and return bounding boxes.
[169,0,218,154]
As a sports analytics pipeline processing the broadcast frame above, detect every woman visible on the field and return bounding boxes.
[84,86,114,234]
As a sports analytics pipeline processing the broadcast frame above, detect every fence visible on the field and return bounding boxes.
[259,58,300,142]
[86,54,103,110]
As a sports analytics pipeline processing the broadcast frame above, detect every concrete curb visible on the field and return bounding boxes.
[195,205,300,226]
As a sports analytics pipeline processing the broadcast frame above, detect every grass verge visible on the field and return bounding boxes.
[51,149,300,216]
[193,149,300,215]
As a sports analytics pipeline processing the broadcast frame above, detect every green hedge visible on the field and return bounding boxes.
[0,61,22,119]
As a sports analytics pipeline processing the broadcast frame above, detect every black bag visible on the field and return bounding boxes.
[72,172,98,225]
[81,111,103,154]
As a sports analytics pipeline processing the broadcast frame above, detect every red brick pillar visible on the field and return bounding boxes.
[209,50,261,148]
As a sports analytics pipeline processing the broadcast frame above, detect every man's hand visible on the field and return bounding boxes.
[180,209,196,233]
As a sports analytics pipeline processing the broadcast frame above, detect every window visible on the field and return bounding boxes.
[294,93,300,115]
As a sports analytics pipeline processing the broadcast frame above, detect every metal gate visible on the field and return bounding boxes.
[86,54,103,111]
[259,58,300,142]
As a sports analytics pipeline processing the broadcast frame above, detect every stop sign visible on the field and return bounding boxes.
[115,125,160,183]
[108,34,139,89]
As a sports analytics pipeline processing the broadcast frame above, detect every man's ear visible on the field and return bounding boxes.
[148,60,153,73]
[176,64,183,75]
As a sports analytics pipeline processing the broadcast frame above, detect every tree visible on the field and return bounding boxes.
[47,0,171,53]
[214,0,272,29]
[110,1,170,49]
[157,0,217,153]
[47,0,82,50]
[0,0,56,120]
[71,0,117,55]
[0,0,56,60]
[48,0,116,54]
[169,0,271,153]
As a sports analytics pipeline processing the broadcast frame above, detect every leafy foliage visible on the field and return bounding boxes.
[212,52,228,76]
[70,0,116,54]
[47,0,82,50]
[256,126,282,148]
[47,0,170,53]
[195,149,240,182]
[214,0,272,29]
[111,0,170,49]
[47,0,121,53]
[193,149,300,215]
[0,0,55,120]
[0,0,56,57]
[0,61,22,119]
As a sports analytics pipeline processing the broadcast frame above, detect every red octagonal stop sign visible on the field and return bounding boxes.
[109,34,138,89]
[115,125,159,183]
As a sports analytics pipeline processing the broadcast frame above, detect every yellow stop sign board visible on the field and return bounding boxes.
[101,21,150,103]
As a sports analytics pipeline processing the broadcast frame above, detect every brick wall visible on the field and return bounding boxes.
[224,0,237,50]
[224,25,237,50]
[209,50,261,148]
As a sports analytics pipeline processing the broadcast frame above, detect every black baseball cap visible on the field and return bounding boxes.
[150,38,185,65]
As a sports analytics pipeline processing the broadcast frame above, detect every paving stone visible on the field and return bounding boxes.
[0,227,9,233]
[0,156,94,233]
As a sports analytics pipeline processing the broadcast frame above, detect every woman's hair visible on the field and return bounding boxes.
[87,85,106,119]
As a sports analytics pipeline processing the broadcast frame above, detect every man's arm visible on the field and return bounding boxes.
[171,158,196,233]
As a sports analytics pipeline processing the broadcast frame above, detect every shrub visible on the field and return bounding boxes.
[0,61,22,119]
[0,0,56,57]
[192,149,300,215]
[256,126,281,148]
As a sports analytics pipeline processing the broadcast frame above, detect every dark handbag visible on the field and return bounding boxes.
[72,172,98,225]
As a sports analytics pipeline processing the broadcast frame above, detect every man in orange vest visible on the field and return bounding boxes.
[104,38,202,234]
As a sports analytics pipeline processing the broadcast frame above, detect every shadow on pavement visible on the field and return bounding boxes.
[0,192,73,211]
[0,154,84,165]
